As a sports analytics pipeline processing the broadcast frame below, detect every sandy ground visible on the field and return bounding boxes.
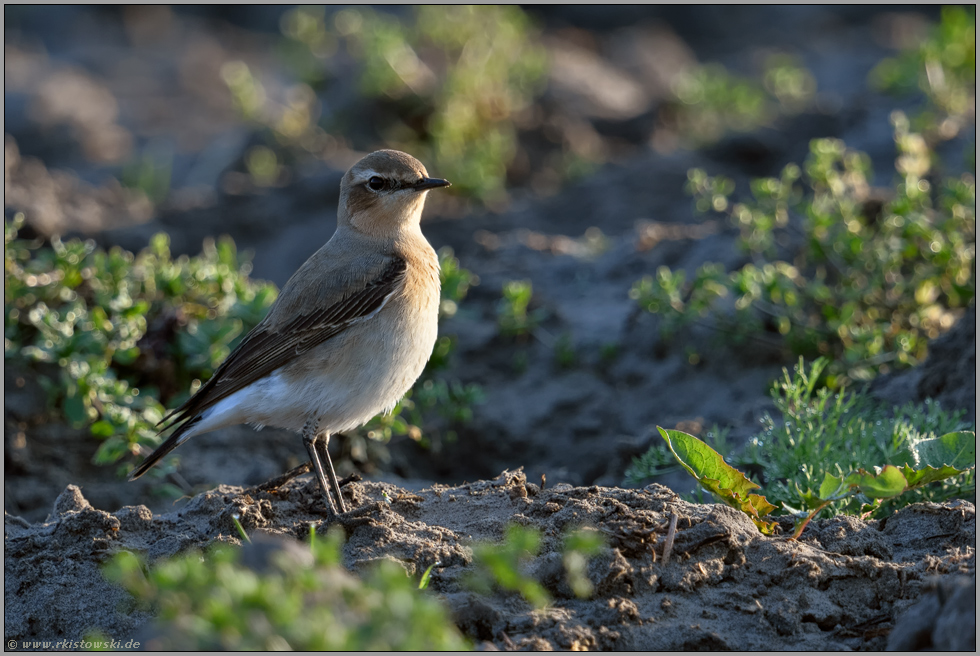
[5,473,975,650]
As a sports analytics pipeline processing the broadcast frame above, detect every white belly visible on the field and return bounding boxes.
[186,302,439,439]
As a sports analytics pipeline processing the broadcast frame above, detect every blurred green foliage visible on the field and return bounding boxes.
[627,358,975,520]
[497,279,547,340]
[632,116,976,383]
[666,55,816,146]
[464,524,605,607]
[276,5,548,203]
[4,214,276,471]
[870,5,976,144]
[104,528,469,650]
[120,146,173,206]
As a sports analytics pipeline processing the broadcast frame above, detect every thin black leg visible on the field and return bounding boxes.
[316,433,348,514]
[302,418,339,519]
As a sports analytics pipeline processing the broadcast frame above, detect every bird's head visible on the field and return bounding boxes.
[339,150,450,238]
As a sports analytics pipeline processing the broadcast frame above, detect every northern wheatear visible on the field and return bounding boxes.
[130,149,450,524]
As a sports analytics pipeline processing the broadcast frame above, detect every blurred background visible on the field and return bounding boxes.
[4,6,975,520]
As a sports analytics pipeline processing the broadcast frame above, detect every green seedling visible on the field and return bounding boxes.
[103,530,468,650]
[437,246,479,321]
[554,332,576,369]
[644,358,975,538]
[465,524,549,608]
[230,514,252,544]
[465,524,606,607]
[658,427,779,535]
[497,279,547,339]
[418,561,439,590]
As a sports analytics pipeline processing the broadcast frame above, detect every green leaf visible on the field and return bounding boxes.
[817,471,847,500]
[901,463,971,489]
[90,420,115,438]
[842,465,909,499]
[913,431,976,470]
[418,562,438,590]
[658,426,777,534]
[93,437,130,466]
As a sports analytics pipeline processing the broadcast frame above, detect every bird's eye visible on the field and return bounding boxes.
[367,176,385,192]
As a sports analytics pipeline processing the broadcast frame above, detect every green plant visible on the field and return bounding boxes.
[632,119,976,383]
[497,280,547,340]
[464,524,605,607]
[4,215,277,471]
[553,332,577,369]
[625,425,731,483]
[219,58,329,171]
[120,146,173,206]
[279,5,548,203]
[435,246,479,321]
[104,528,469,650]
[628,358,975,536]
[664,55,816,146]
[870,5,976,144]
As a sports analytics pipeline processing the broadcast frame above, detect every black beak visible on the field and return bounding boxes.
[413,177,451,192]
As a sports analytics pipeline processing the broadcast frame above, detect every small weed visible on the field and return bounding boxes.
[554,332,577,369]
[632,119,975,383]
[664,54,816,146]
[870,5,976,144]
[103,529,468,650]
[465,524,606,607]
[436,246,480,320]
[629,358,976,535]
[4,214,276,470]
[599,342,620,364]
[497,279,547,340]
[120,145,173,206]
[278,5,548,203]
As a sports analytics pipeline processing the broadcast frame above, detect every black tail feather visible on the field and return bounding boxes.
[129,416,202,480]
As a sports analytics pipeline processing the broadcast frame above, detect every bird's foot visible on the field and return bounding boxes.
[321,501,383,529]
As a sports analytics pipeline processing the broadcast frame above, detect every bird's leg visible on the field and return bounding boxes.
[302,419,380,526]
[315,432,348,514]
[302,417,340,520]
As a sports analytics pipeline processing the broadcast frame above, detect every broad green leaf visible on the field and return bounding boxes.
[842,465,908,499]
[913,431,976,470]
[900,463,970,489]
[818,471,847,500]
[659,427,777,534]
[90,420,115,438]
[659,427,761,498]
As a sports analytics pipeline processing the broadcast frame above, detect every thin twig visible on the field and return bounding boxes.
[254,462,312,491]
[661,512,679,565]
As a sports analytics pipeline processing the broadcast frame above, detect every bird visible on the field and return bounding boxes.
[129,149,450,525]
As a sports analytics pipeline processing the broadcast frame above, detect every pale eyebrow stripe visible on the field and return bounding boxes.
[354,169,382,185]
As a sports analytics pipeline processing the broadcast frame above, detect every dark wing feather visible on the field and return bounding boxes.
[171,256,406,422]
[131,256,407,479]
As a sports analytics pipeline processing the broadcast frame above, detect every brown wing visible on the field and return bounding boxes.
[161,255,407,430]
